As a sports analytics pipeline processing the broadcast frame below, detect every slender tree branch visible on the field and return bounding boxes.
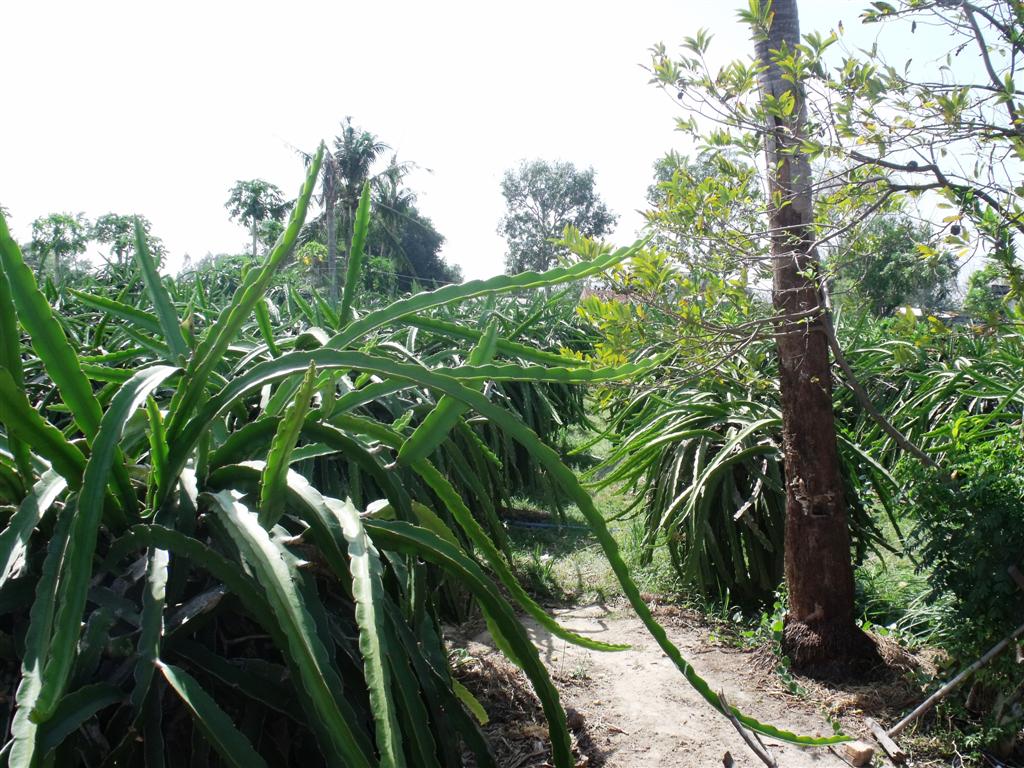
[959,0,1022,131]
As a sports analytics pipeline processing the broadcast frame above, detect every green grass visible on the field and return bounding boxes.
[504,421,688,606]
[854,552,953,648]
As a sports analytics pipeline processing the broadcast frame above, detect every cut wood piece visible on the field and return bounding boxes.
[867,718,907,763]
[841,740,875,767]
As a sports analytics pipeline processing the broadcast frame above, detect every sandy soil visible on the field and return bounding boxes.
[461,602,856,768]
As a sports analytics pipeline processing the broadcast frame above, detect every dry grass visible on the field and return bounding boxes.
[454,646,598,768]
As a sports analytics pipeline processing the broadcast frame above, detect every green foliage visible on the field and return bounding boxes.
[853,555,951,648]
[652,0,1024,322]
[590,343,892,607]
[363,253,398,295]
[963,263,1010,322]
[225,178,290,257]
[499,159,617,274]
[387,207,461,290]
[0,151,838,763]
[902,436,1024,655]
[306,118,461,297]
[829,216,959,316]
[644,151,763,275]
[92,213,165,268]
[29,212,91,284]
[898,434,1024,739]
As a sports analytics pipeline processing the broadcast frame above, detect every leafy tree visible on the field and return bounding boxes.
[225,179,289,257]
[362,253,398,295]
[30,212,90,285]
[746,0,877,673]
[396,208,462,289]
[830,216,958,316]
[368,194,461,291]
[963,263,1010,321]
[791,0,1023,317]
[646,151,763,267]
[499,160,617,274]
[644,0,1024,674]
[257,218,285,253]
[850,2,1023,302]
[92,213,166,267]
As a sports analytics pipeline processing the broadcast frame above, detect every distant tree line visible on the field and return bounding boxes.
[225,119,464,301]
[18,212,165,285]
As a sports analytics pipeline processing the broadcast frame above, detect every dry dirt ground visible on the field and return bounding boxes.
[456,601,925,768]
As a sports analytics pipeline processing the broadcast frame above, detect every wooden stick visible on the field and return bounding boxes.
[867,718,907,763]
[718,691,777,768]
[889,565,1024,737]
[1008,565,1024,592]
[888,619,1024,737]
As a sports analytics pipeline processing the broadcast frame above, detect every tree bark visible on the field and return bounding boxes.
[326,191,338,302]
[251,220,258,259]
[322,152,341,302]
[753,0,877,677]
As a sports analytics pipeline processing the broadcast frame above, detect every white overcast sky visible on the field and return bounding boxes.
[2,1,912,280]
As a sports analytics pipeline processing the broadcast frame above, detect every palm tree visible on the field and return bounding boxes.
[322,118,391,300]
[371,156,418,261]
[303,120,447,298]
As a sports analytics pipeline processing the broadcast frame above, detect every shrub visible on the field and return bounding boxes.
[903,436,1024,652]
[901,434,1024,736]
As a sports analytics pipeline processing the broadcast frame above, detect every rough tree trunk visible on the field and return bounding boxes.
[326,194,338,302]
[251,220,258,259]
[322,152,340,302]
[753,0,878,677]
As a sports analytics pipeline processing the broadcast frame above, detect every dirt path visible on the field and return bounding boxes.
[464,602,852,767]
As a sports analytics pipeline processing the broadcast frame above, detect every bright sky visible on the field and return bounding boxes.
[2,1,903,280]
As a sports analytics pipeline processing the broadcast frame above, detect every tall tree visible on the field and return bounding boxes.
[305,120,460,297]
[225,179,289,257]
[30,212,90,285]
[321,118,391,300]
[499,160,617,274]
[750,0,876,672]
[649,0,936,672]
[92,213,165,268]
[367,205,461,291]
[369,168,462,290]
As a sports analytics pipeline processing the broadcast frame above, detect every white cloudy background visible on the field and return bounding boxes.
[2,2,879,279]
